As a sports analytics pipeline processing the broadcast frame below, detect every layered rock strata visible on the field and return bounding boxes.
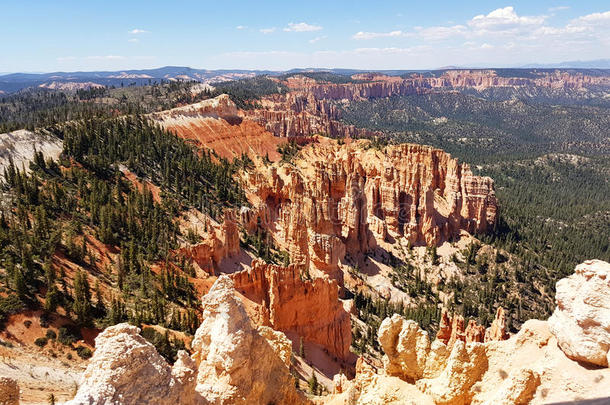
[151,94,285,160]
[249,71,610,138]
[230,259,351,360]
[242,140,497,279]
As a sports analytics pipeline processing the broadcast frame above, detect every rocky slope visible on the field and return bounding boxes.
[0,129,62,172]
[37,259,609,405]
[548,259,610,367]
[241,139,497,281]
[150,94,285,160]
[328,259,610,405]
[66,276,308,405]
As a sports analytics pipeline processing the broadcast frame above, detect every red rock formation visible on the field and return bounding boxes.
[241,140,497,280]
[438,307,509,347]
[230,259,351,360]
[485,306,510,343]
[151,94,286,160]
[180,211,240,275]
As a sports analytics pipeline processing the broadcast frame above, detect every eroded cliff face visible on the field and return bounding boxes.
[179,210,241,276]
[241,139,497,280]
[230,259,351,360]
[248,71,610,138]
[436,307,509,348]
[151,94,286,160]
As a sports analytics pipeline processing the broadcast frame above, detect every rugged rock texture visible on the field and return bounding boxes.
[378,314,487,404]
[66,323,188,405]
[378,315,431,381]
[230,259,351,360]
[548,259,610,367]
[437,308,508,348]
[192,276,307,404]
[330,260,610,405]
[325,357,435,405]
[242,139,497,280]
[484,307,509,343]
[67,276,308,405]
[0,377,19,405]
[180,211,240,275]
[257,325,293,367]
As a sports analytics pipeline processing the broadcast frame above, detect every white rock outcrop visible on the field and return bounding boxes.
[192,276,306,404]
[67,276,308,405]
[65,324,190,405]
[548,259,610,367]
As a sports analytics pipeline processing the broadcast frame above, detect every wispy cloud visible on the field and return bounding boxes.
[87,55,125,60]
[284,22,322,32]
[236,25,246,30]
[128,29,149,34]
[128,38,139,43]
[549,6,570,12]
[260,27,276,34]
[352,30,404,40]
[309,35,327,44]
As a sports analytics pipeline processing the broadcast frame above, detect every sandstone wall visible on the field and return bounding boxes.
[230,259,351,360]
[242,140,497,279]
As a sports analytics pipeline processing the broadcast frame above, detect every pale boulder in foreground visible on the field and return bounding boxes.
[66,276,307,405]
[548,259,610,367]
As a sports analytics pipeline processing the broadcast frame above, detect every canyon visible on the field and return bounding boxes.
[245,70,610,138]
[1,68,608,404]
[239,138,497,280]
[24,259,608,405]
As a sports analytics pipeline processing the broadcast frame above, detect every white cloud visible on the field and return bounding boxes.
[128,38,139,43]
[468,7,546,31]
[284,22,322,32]
[481,43,493,49]
[575,10,610,23]
[128,29,148,34]
[309,35,327,44]
[236,25,246,30]
[352,30,404,40]
[260,27,276,34]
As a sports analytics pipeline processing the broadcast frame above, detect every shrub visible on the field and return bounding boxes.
[75,346,92,360]
[24,320,32,328]
[46,329,57,340]
[0,339,14,348]
[66,353,72,360]
[35,337,48,347]
[40,313,50,328]
[57,326,80,346]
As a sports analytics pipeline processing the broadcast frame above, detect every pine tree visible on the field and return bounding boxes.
[73,270,92,325]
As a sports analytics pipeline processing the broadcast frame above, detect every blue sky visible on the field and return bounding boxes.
[1,0,609,72]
